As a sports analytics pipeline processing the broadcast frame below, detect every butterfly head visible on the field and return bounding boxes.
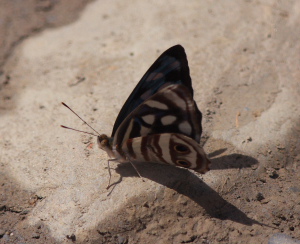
[97,134,114,158]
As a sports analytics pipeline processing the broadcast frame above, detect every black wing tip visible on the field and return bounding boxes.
[172,44,184,49]
[166,44,185,54]
[163,45,188,66]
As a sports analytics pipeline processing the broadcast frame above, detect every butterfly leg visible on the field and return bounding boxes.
[129,161,145,182]
[106,158,118,189]
[106,176,123,196]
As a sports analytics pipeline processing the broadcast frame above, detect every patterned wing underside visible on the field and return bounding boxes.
[121,133,210,174]
[112,45,195,137]
[113,84,202,148]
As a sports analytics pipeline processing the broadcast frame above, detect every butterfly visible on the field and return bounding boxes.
[62,45,211,186]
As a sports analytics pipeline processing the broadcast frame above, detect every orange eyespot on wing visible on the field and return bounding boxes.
[176,159,191,167]
[174,144,190,153]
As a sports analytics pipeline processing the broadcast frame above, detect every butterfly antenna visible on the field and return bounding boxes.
[61,102,101,136]
[60,125,98,137]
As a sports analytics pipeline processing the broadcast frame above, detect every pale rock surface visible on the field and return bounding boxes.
[1,0,299,243]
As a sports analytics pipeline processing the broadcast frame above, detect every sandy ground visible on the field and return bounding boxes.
[0,0,300,243]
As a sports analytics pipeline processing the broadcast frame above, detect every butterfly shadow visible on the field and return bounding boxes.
[113,153,266,227]
[208,149,259,170]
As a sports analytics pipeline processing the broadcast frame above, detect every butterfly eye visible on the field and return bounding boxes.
[174,144,189,153]
[176,160,191,168]
[101,139,108,147]
[97,135,109,149]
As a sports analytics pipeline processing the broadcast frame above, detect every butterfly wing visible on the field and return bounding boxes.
[112,45,198,137]
[113,84,202,148]
[121,133,210,173]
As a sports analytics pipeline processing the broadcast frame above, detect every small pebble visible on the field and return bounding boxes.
[256,193,265,201]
